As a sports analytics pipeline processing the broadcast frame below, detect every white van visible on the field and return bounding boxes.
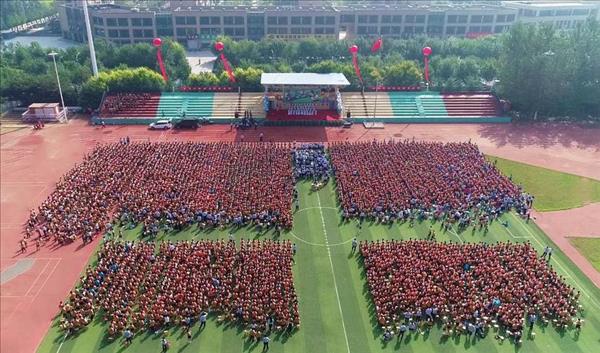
[149,120,172,130]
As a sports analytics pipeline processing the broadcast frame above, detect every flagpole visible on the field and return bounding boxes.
[82,0,98,77]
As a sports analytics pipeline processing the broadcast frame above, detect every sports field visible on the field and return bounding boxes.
[37,181,600,353]
[485,156,600,211]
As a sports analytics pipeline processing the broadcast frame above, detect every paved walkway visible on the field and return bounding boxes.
[1,119,599,353]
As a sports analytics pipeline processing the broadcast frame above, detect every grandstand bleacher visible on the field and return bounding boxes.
[96,91,509,125]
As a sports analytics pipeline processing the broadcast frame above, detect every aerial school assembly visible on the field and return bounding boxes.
[23,140,581,344]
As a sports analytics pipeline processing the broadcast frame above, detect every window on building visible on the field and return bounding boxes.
[447,15,457,23]
[119,29,129,37]
[456,26,466,34]
[427,25,443,34]
[415,26,424,33]
[93,16,104,25]
[175,17,186,25]
[315,16,324,25]
[358,15,368,24]
[572,9,589,16]
[276,27,286,34]
[144,29,153,37]
[507,14,515,22]
[446,26,456,34]
[107,18,117,26]
[483,15,493,23]
[224,27,234,35]
[108,29,119,37]
[539,10,553,17]
[315,27,324,34]
[326,16,335,25]
[118,18,128,27]
[291,16,301,25]
[415,15,425,23]
[211,17,220,25]
[428,14,445,24]
[325,27,335,34]
[458,15,468,23]
[156,16,172,26]
[176,28,186,36]
[268,16,277,25]
[143,18,152,26]
[481,26,492,32]
[369,15,378,23]
[382,15,391,23]
[278,17,287,25]
[302,16,311,25]
[291,27,302,34]
[524,10,537,17]
[199,17,209,25]
[267,27,277,34]
[156,28,173,36]
[404,26,414,33]
[380,26,390,34]
[133,29,143,37]
[132,18,142,26]
[357,26,368,34]
[496,14,505,22]
[469,26,481,32]
[392,26,402,34]
[405,15,415,23]
[494,25,508,33]
[224,16,243,25]
[94,27,105,36]
[340,14,355,23]
[471,15,482,23]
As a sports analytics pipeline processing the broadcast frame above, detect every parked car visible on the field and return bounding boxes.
[149,120,172,130]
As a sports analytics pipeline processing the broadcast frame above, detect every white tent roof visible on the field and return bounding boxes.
[261,73,350,86]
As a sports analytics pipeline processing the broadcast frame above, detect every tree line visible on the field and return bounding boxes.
[1,0,56,30]
[1,19,598,120]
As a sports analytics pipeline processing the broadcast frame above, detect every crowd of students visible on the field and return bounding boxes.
[293,144,331,182]
[360,240,581,343]
[59,239,299,338]
[329,140,532,226]
[101,93,152,115]
[26,142,295,245]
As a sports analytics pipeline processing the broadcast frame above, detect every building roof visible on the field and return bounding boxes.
[261,73,350,86]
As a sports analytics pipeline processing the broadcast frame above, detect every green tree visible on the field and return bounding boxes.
[383,61,422,86]
[79,67,165,108]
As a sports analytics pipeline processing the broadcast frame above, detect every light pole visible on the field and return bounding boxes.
[48,52,67,121]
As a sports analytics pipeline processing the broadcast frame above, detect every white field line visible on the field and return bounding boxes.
[448,228,464,243]
[316,191,351,353]
[55,333,68,353]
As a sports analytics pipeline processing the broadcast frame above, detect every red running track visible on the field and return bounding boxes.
[1,118,599,353]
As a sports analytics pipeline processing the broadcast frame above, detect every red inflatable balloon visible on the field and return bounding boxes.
[152,37,162,47]
[422,46,432,56]
[214,41,224,52]
[349,45,359,54]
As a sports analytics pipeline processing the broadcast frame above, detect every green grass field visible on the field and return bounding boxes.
[38,182,600,353]
[569,238,600,273]
[486,156,600,211]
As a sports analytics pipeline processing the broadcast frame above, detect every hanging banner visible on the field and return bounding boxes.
[349,45,363,84]
[215,41,236,83]
[371,38,383,53]
[422,46,432,83]
[152,38,169,82]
